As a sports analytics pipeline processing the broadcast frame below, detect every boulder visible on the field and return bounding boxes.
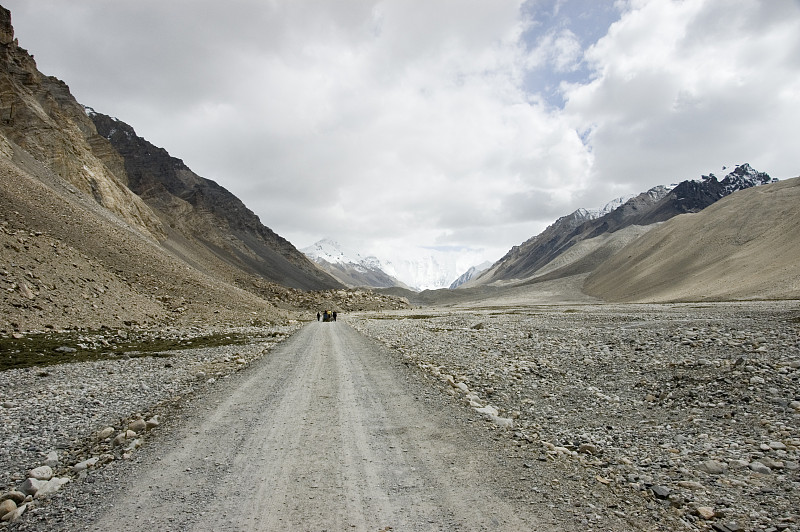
[0,492,25,504]
[96,427,115,440]
[34,477,69,498]
[128,418,147,433]
[18,478,45,497]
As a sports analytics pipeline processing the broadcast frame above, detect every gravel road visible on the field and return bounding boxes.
[38,321,574,531]
[8,302,796,531]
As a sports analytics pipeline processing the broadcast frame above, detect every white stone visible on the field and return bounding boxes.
[34,477,70,498]
[27,465,53,481]
[72,456,99,472]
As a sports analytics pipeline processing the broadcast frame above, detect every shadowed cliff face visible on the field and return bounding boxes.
[89,111,342,291]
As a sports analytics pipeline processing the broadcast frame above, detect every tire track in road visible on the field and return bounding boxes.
[88,321,554,531]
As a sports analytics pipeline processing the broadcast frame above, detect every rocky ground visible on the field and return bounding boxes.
[0,301,798,531]
[0,322,301,525]
[350,301,800,532]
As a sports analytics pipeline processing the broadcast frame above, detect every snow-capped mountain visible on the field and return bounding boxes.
[698,163,775,194]
[472,163,774,286]
[303,239,495,291]
[576,194,637,220]
[302,239,406,289]
[449,261,493,289]
[375,247,495,291]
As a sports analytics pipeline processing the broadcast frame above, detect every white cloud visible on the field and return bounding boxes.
[4,0,799,274]
[564,0,800,194]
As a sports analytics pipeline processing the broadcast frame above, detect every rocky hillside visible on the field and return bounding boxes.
[0,9,162,240]
[0,6,405,333]
[584,176,800,302]
[89,111,340,291]
[472,164,774,287]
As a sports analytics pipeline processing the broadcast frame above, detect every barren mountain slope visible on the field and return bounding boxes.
[473,164,771,288]
[583,176,800,302]
[0,8,163,239]
[0,140,291,332]
[89,112,342,291]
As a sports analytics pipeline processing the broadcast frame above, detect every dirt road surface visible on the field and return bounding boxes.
[80,322,566,531]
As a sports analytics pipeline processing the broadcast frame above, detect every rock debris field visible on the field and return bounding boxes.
[0,323,300,527]
[349,301,800,532]
[0,301,798,531]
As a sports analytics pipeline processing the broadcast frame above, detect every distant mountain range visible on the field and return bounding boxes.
[468,163,775,287]
[302,239,494,291]
[1,2,796,334]
[301,239,408,289]
[305,164,779,294]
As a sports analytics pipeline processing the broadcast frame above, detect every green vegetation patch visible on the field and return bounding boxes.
[0,331,254,371]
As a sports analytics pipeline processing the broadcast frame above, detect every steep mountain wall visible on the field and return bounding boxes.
[0,138,290,331]
[0,6,390,331]
[0,7,164,240]
[89,112,342,291]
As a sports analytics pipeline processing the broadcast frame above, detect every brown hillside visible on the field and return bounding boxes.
[583,177,800,302]
[0,139,292,332]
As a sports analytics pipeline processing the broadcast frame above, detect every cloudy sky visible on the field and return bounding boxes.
[5,0,800,266]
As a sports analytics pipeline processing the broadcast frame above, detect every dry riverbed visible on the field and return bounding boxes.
[350,301,800,532]
[0,301,798,531]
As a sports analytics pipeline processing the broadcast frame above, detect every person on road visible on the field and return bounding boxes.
[332,311,337,321]
[316,312,321,321]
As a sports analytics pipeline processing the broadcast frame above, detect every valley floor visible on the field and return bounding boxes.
[1,301,798,531]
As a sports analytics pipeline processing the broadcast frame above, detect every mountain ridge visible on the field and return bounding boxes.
[302,238,408,289]
[469,164,775,288]
[89,110,341,291]
[583,176,800,302]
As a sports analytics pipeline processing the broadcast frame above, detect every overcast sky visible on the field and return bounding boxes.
[5,0,800,265]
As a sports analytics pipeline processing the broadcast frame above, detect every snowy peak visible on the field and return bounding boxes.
[714,163,775,194]
[302,239,406,289]
[449,261,493,289]
[691,163,775,192]
[302,238,371,266]
[578,194,636,220]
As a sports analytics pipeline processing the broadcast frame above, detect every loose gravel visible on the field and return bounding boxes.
[350,301,800,532]
[0,323,300,526]
[1,301,798,531]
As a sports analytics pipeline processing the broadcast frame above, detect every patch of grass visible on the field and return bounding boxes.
[0,331,254,372]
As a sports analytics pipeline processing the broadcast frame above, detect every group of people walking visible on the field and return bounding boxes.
[317,310,337,322]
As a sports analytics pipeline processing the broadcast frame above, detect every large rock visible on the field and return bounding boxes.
[27,465,53,480]
[0,499,16,520]
[33,477,70,498]
[18,478,45,496]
